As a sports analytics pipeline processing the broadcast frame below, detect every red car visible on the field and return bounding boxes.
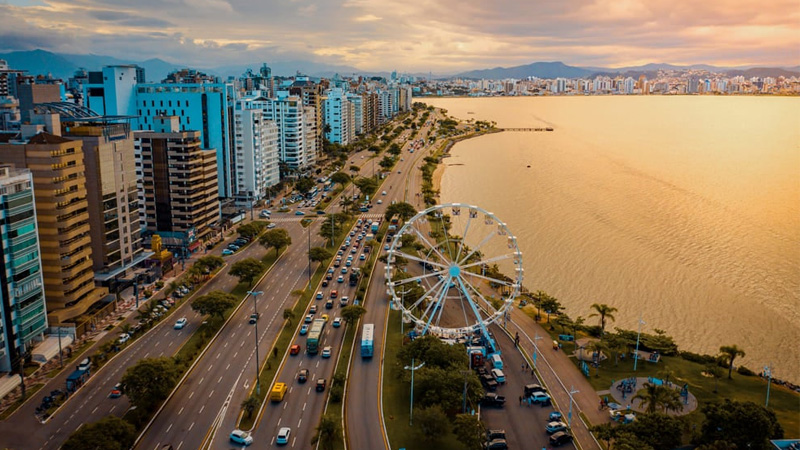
[290,344,301,355]
[330,290,338,299]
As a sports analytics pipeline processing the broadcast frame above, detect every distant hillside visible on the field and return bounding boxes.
[457,61,592,80]
[725,67,800,78]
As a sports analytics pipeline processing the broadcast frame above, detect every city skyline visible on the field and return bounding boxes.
[1,0,798,73]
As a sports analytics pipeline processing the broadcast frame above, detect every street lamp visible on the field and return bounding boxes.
[396,286,413,336]
[403,358,425,426]
[531,332,542,368]
[247,290,263,394]
[307,227,312,283]
[633,314,646,371]
[568,385,579,428]
[764,364,772,407]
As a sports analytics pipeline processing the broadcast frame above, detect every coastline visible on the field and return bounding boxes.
[430,127,501,202]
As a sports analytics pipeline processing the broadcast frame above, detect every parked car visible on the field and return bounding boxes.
[481,393,506,407]
[227,244,240,251]
[549,411,563,422]
[524,383,547,396]
[173,318,188,330]
[530,392,552,406]
[222,249,234,256]
[549,431,573,447]
[118,333,130,344]
[483,439,508,450]
[295,210,305,215]
[546,421,568,434]
[267,223,277,229]
[486,430,506,441]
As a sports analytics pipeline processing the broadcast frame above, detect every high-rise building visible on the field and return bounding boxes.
[289,77,323,158]
[135,117,220,256]
[0,166,47,373]
[346,93,364,136]
[323,88,351,145]
[83,66,139,117]
[61,118,149,289]
[16,82,61,122]
[363,92,378,134]
[377,90,394,124]
[0,125,108,324]
[233,109,280,205]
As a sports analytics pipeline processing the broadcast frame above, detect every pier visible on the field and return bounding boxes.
[499,127,554,132]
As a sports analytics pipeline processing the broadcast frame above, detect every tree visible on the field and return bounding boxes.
[602,333,628,367]
[238,222,265,239]
[349,165,360,174]
[62,416,136,450]
[260,228,292,256]
[241,395,259,419]
[295,176,315,194]
[705,362,724,393]
[589,303,618,335]
[590,423,615,448]
[719,345,746,379]
[191,291,237,320]
[353,177,378,196]
[400,233,416,248]
[414,405,449,440]
[387,142,402,155]
[311,413,340,450]
[229,258,265,287]
[341,305,367,324]
[330,171,350,185]
[308,246,333,263]
[540,296,563,323]
[384,201,417,222]
[631,382,682,414]
[700,399,783,449]
[193,255,225,277]
[628,413,683,450]
[121,357,180,411]
[283,308,295,326]
[379,155,395,169]
[452,413,485,450]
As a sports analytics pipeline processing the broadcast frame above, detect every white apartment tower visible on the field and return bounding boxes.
[323,88,351,145]
[234,109,280,204]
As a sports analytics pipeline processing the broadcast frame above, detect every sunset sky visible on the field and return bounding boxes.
[1,0,798,72]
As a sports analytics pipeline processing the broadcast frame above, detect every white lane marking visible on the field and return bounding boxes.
[199,377,204,384]
[209,390,214,398]
[218,376,223,384]
[208,364,213,372]
[216,352,221,359]
[292,436,297,447]
[302,402,306,411]
[178,406,184,415]
[91,406,98,414]
[189,422,195,431]
[283,402,287,409]
[297,418,302,428]
[189,391,194,399]
[199,405,205,414]
[226,363,231,370]
[166,423,173,433]
[177,442,183,450]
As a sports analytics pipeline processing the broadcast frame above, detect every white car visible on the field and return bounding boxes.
[118,333,130,344]
[267,223,277,229]
[276,426,291,445]
[230,429,253,445]
[174,317,188,329]
[377,199,383,204]
[382,190,387,196]
[321,346,332,358]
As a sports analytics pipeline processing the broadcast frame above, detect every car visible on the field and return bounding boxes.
[524,383,547,396]
[276,427,291,445]
[332,317,342,328]
[341,267,348,274]
[340,296,349,305]
[549,431,573,447]
[491,368,505,384]
[377,199,383,204]
[384,244,390,251]
[222,249,234,255]
[330,290,338,298]
[316,291,324,300]
[345,260,352,267]
[316,378,326,392]
[118,333,130,344]
[546,421,568,434]
[321,314,329,322]
[484,439,508,450]
[229,429,253,446]
[290,344,301,355]
[249,313,259,324]
[259,211,270,218]
[351,247,358,254]
[267,223,277,229]
[333,259,341,267]
[322,279,329,287]
[549,411,564,422]
[109,383,123,398]
[326,273,333,280]
[227,244,239,251]
[298,369,309,383]
[173,317,188,329]
[397,170,401,174]
[350,231,356,236]
[360,253,366,260]
[382,190,387,196]
[486,429,506,441]
[325,299,334,309]
[300,324,309,335]
[295,210,305,215]
[316,210,325,215]
[309,305,317,314]
[321,346,332,358]
[530,392,552,406]
[337,275,344,283]
[304,314,313,323]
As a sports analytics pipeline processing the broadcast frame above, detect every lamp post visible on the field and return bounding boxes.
[764,364,772,407]
[633,314,645,371]
[396,287,412,336]
[247,290,263,394]
[568,385,579,428]
[532,332,542,368]
[307,227,312,283]
[404,358,425,426]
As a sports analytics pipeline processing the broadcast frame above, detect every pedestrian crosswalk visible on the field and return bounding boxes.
[359,213,384,220]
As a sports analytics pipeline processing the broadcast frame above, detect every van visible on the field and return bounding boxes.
[491,368,506,384]
[77,358,91,372]
[270,382,288,402]
[489,354,503,370]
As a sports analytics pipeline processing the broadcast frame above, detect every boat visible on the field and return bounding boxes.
[467,111,475,114]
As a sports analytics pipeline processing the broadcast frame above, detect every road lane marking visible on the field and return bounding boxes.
[297,418,302,428]
[208,364,213,372]
[234,351,238,358]
[91,406,98,414]
[178,406,184,415]
[189,391,194,399]
[177,442,183,450]
[199,377,204,384]
[292,436,296,447]
[189,422,194,431]
[218,376,223,384]
[166,423,173,433]
[199,405,205,414]
[209,390,214,398]
[302,402,306,411]
[226,363,230,370]
[283,402,287,409]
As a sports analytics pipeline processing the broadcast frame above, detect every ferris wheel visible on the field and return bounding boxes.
[385,203,523,339]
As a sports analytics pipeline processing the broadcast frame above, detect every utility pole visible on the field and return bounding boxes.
[532,332,542,367]
[404,359,425,425]
[307,227,312,283]
[633,314,645,371]
[247,290,264,395]
[764,364,772,407]
[568,385,579,428]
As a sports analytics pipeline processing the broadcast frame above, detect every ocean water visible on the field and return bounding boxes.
[424,96,800,381]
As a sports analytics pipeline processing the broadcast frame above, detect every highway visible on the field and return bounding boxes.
[0,224,273,450]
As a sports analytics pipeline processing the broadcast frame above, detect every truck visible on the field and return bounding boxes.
[270,382,288,402]
[481,392,506,407]
[349,268,361,286]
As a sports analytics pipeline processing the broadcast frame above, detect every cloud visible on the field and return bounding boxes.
[0,0,796,72]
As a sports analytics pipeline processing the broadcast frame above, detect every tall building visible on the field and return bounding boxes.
[346,93,364,136]
[0,125,108,324]
[233,109,280,205]
[84,66,139,117]
[0,166,47,373]
[289,77,323,159]
[61,118,149,289]
[363,92,378,134]
[16,82,61,122]
[135,117,220,256]
[377,90,394,124]
[323,88,351,145]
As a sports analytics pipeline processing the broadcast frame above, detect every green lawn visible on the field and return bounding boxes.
[382,310,465,450]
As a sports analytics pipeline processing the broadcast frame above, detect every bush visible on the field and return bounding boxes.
[737,366,756,376]
[329,383,343,403]
[680,351,718,365]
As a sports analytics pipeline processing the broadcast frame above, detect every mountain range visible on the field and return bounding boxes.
[1,49,797,82]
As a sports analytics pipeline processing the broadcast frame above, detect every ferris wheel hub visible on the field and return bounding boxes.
[448,265,461,277]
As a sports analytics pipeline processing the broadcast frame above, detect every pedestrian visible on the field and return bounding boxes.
[519,395,523,405]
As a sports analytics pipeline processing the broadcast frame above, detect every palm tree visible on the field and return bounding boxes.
[241,395,259,419]
[587,340,607,376]
[283,308,295,326]
[718,345,746,379]
[589,303,618,335]
[632,382,683,414]
[602,333,627,367]
[657,365,676,385]
[705,363,724,393]
[311,414,340,450]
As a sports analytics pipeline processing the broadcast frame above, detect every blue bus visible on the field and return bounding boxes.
[306,186,319,199]
[361,323,374,358]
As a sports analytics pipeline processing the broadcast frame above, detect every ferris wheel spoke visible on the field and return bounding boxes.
[460,270,515,287]
[456,276,495,325]
[438,215,456,262]
[454,212,473,264]
[408,226,451,264]
[458,229,496,266]
[391,250,449,270]
[459,252,516,271]
[391,270,445,286]
[459,275,502,315]
[423,278,451,333]
[409,276,447,311]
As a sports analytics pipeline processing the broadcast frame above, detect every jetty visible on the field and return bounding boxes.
[499,127,554,132]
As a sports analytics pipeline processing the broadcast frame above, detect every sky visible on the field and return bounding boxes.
[1,0,798,73]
